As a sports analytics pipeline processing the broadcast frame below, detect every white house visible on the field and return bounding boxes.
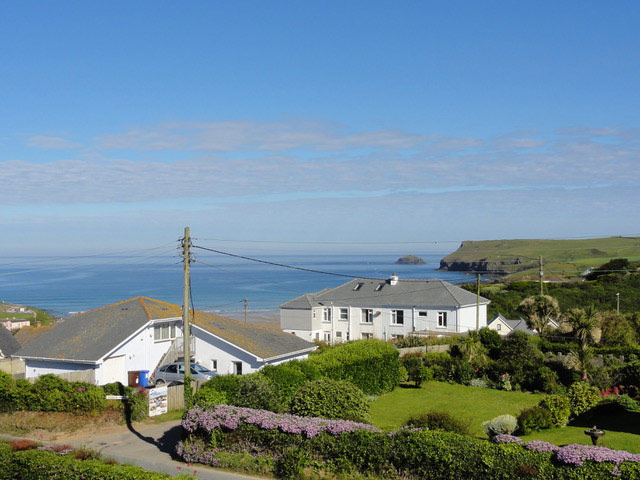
[15,297,316,385]
[487,313,559,337]
[280,275,490,343]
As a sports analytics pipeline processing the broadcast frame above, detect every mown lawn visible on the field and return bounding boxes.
[370,381,640,452]
[370,381,544,435]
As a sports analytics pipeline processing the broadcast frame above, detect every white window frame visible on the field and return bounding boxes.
[322,308,332,323]
[391,310,405,325]
[339,308,348,321]
[324,332,331,343]
[153,323,177,342]
[496,323,502,331]
[361,308,373,324]
[211,359,218,372]
[437,311,448,328]
[361,332,373,340]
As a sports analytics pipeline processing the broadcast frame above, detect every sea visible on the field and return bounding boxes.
[0,253,478,318]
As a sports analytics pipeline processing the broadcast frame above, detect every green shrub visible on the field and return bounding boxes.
[482,414,517,438]
[401,355,433,387]
[478,327,502,359]
[0,372,16,412]
[469,378,489,388]
[517,406,553,435]
[235,374,283,412]
[274,447,308,479]
[289,378,370,422]
[102,383,148,422]
[32,374,72,411]
[69,382,106,413]
[423,352,455,382]
[260,361,311,404]
[404,410,470,435]
[200,375,240,403]
[567,381,601,417]
[538,394,571,427]
[532,366,564,394]
[306,339,404,395]
[193,387,227,408]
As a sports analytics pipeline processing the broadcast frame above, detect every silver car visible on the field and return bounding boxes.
[153,362,216,385]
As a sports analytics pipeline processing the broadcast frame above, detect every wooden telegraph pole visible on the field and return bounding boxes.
[476,273,480,331]
[182,227,193,408]
[539,256,544,296]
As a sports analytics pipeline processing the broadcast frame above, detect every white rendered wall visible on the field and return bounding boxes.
[24,359,96,380]
[191,326,263,375]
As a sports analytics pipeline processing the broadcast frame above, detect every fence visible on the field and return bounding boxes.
[49,370,96,383]
[0,358,25,376]
[398,345,450,356]
[166,381,205,411]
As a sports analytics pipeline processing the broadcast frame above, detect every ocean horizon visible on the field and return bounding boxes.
[0,253,478,318]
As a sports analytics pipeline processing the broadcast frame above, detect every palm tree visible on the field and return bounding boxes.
[517,295,560,335]
[564,306,601,351]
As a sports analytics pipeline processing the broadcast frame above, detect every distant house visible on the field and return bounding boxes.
[15,297,316,385]
[280,275,490,343]
[487,313,559,336]
[0,319,32,331]
[0,327,20,359]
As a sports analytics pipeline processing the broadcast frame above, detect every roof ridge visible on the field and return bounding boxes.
[70,297,143,318]
[138,297,152,320]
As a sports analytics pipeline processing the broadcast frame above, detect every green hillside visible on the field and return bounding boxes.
[440,236,640,280]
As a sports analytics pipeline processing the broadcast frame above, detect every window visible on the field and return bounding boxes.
[353,282,364,291]
[233,361,243,375]
[361,309,373,323]
[374,283,385,291]
[211,360,218,372]
[391,334,404,341]
[438,311,448,328]
[315,332,320,341]
[418,311,427,317]
[339,308,348,321]
[336,331,342,338]
[496,324,501,331]
[165,364,177,374]
[361,332,373,340]
[391,310,404,325]
[322,308,332,323]
[154,323,176,342]
[324,332,331,342]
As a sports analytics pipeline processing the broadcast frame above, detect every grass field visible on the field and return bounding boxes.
[370,381,640,452]
[440,236,640,279]
[370,381,544,435]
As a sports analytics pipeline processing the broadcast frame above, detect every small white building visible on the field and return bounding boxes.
[487,313,559,336]
[16,297,316,385]
[0,319,32,331]
[280,275,490,343]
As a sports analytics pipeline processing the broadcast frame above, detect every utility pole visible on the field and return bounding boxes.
[616,293,620,314]
[475,273,480,331]
[244,298,248,323]
[181,227,193,409]
[539,256,544,296]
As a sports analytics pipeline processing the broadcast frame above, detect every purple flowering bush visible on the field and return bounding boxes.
[555,444,640,467]
[525,440,560,453]
[491,434,522,444]
[182,405,379,439]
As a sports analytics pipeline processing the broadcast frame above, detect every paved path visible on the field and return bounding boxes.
[1,421,263,480]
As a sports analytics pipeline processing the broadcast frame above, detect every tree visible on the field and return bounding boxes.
[599,312,637,347]
[563,306,601,351]
[585,258,631,281]
[517,295,560,334]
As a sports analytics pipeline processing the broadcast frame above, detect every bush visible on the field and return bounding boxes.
[306,340,404,395]
[274,447,308,480]
[567,381,601,417]
[260,361,316,405]
[401,355,433,387]
[235,374,283,412]
[102,383,148,422]
[200,375,240,403]
[404,410,470,435]
[482,414,518,438]
[32,374,72,411]
[518,406,553,435]
[532,366,563,394]
[289,378,370,422]
[193,387,227,408]
[478,327,502,359]
[423,352,455,382]
[538,394,571,427]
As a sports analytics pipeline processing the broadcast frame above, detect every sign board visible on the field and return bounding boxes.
[105,395,127,400]
[148,386,168,417]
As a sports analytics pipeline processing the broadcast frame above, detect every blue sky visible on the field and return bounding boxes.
[1,1,639,255]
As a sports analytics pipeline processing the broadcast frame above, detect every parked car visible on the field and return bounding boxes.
[153,362,216,385]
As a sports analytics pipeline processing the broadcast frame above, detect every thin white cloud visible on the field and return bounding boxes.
[27,135,81,150]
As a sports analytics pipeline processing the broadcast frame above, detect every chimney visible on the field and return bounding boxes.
[389,273,399,286]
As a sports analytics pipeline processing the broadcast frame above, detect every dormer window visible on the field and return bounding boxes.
[374,283,385,291]
[353,283,364,291]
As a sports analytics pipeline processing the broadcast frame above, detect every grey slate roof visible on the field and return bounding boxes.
[0,327,20,358]
[15,297,315,363]
[281,278,490,309]
[488,313,559,336]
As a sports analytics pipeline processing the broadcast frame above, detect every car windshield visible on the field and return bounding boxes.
[191,364,210,373]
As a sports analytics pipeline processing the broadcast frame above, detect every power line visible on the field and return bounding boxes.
[192,244,383,280]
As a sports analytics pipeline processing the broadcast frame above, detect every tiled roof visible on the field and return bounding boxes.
[281,278,490,309]
[0,327,20,357]
[13,325,54,347]
[16,297,314,363]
